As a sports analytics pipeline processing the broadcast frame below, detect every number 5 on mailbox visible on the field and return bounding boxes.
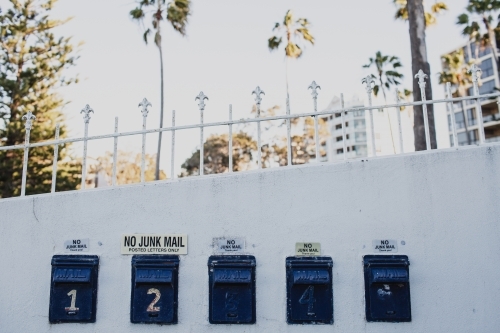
[286,256,333,324]
[130,255,179,324]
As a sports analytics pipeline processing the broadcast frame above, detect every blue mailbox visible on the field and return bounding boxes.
[208,255,256,324]
[49,255,99,323]
[363,255,411,322]
[131,255,179,324]
[286,256,333,324]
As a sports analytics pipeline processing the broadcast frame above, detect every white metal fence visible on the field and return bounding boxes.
[1,65,499,198]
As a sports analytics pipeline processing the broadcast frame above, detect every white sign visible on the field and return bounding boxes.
[64,238,89,252]
[121,234,187,255]
[214,237,245,253]
[295,242,321,256]
[372,239,398,253]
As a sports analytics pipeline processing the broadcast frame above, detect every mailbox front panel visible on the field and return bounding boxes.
[286,256,333,325]
[131,255,179,324]
[363,255,411,322]
[208,255,256,324]
[49,255,99,323]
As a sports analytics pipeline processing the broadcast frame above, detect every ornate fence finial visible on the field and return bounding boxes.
[22,111,36,130]
[139,98,151,117]
[80,104,94,123]
[308,81,321,99]
[195,91,209,111]
[395,88,401,104]
[362,75,375,94]
[415,69,428,89]
[252,86,265,106]
[469,64,482,83]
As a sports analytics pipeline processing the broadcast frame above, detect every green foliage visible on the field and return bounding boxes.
[130,0,191,46]
[457,0,500,58]
[363,51,404,101]
[393,0,448,26]
[0,0,81,198]
[179,132,257,176]
[268,9,314,59]
[438,48,474,97]
[87,151,166,186]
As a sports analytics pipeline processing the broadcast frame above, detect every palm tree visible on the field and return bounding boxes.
[438,48,474,144]
[130,0,191,180]
[268,10,315,97]
[363,52,404,153]
[363,52,404,102]
[457,0,500,63]
[396,0,442,150]
[394,0,448,26]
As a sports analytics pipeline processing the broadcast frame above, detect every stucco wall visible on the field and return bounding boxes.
[1,144,499,332]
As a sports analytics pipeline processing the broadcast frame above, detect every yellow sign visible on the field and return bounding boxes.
[295,242,321,256]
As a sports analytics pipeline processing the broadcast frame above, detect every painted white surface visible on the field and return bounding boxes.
[1,144,499,332]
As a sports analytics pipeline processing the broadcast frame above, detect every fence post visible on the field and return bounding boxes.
[341,94,348,160]
[228,105,233,173]
[171,110,176,180]
[139,98,151,183]
[286,94,292,166]
[80,105,94,190]
[21,111,36,196]
[415,70,431,150]
[469,64,485,144]
[252,86,265,169]
[445,83,458,148]
[395,90,404,154]
[51,123,60,193]
[112,117,119,186]
[195,92,208,175]
[308,81,321,161]
[362,76,377,157]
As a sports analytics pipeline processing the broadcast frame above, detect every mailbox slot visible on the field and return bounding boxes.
[286,256,333,325]
[49,255,99,323]
[131,255,179,324]
[363,255,411,322]
[208,255,256,324]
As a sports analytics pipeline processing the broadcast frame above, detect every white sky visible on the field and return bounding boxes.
[1,0,471,175]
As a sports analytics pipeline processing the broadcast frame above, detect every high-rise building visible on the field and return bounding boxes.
[442,42,500,146]
[321,95,368,162]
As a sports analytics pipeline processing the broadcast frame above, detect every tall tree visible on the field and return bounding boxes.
[363,51,404,152]
[394,0,448,26]
[268,9,314,97]
[438,48,474,144]
[405,0,439,150]
[130,0,191,180]
[457,0,500,63]
[87,151,167,186]
[0,0,81,198]
[179,132,257,176]
[363,52,404,102]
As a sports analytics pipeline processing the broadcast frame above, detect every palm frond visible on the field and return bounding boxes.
[268,36,282,51]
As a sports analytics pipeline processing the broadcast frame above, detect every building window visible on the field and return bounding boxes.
[335,124,342,130]
[471,43,491,58]
[354,119,365,128]
[355,132,367,142]
[336,136,342,142]
[479,79,496,95]
[455,112,466,129]
[457,129,478,146]
[353,110,365,117]
[336,148,343,154]
[453,102,462,112]
[467,108,476,126]
[335,113,341,118]
[480,58,494,78]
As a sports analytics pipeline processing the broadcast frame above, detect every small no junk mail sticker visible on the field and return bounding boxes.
[372,239,398,253]
[64,238,89,252]
[121,234,187,255]
[214,237,245,253]
[295,242,321,256]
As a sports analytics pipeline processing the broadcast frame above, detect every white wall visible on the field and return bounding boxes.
[1,144,500,332]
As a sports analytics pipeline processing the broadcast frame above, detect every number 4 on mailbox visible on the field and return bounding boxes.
[286,256,333,324]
